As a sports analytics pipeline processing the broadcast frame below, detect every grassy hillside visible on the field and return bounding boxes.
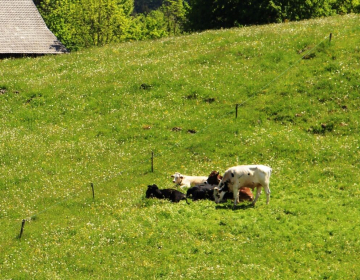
[1,14,360,279]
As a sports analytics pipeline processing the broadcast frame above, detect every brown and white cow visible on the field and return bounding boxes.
[214,165,272,207]
[206,170,223,185]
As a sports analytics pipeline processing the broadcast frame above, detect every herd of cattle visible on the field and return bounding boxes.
[146,165,272,208]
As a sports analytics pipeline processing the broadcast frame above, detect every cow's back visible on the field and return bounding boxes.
[249,165,272,183]
[224,165,271,186]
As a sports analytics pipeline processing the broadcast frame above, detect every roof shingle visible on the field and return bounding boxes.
[0,0,67,54]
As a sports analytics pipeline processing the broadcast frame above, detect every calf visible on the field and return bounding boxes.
[146,184,188,203]
[214,165,272,207]
[206,170,222,185]
[238,187,254,202]
[187,185,253,202]
[187,184,215,201]
[171,172,208,189]
[185,170,222,200]
[216,187,254,203]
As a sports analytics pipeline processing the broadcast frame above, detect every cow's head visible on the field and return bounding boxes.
[146,184,160,198]
[213,181,230,203]
[171,172,183,184]
[206,170,222,185]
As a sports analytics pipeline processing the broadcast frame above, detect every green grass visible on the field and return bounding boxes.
[1,14,360,279]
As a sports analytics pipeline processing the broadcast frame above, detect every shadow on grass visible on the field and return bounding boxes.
[215,203,254,211]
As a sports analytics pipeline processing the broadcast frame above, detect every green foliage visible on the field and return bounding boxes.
[330,0,360,13]
[1,14,360,279]
[37,0,189,49]
[134,0,164,13]
[186,0,360,31]
[37,0,360,50]
[130,9,169,40]
[161,0,189,35]
[38,0,134,50]
[71,0,133,46]
[38,0,78,50]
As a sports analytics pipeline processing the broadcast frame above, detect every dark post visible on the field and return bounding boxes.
[329,33,332,44]
[19,219,26,239]
[151,151,154,172]
[235,104,239,118]
[91,183,95,200]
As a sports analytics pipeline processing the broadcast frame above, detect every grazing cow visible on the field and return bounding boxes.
[171,172,207,189]
[214,165,272,207]
[146,184,189,203]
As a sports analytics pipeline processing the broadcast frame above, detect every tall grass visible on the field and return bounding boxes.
[1,14,360,279]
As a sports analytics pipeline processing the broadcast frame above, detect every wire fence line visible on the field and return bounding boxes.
[234,34,331,108]
[2,33,333,242]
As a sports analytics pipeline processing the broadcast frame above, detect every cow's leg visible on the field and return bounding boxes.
[252,187,262,206]
[264,184,271,205]
[233,187,239,209]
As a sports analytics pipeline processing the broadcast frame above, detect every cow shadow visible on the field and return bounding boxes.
[215,203,254,211]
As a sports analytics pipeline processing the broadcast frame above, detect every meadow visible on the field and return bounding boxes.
[1,14,360,279]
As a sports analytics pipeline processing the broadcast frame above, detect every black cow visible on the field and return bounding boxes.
[187,184,215,201]
[146,184,189,203]
[187,183,238,203]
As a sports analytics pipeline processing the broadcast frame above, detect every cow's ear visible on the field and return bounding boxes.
[171,175,174,177]
[180,175,184,179]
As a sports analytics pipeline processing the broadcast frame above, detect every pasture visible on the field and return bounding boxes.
[1,14,360,279]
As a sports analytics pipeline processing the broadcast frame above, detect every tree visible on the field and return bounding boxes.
[38,0,134,50]
[185,0,360,32]
[130,9,168,40]
[161,0,188,35]
[186,0,283,31]
[38,0,78,49]
[133,0,164,14]
[72,0,133,46]
[330,0,360,13]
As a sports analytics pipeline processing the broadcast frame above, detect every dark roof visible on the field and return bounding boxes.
[0,0,67,55]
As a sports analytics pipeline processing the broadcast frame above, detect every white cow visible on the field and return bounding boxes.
[214,165,272,207]
[171,172,208,189]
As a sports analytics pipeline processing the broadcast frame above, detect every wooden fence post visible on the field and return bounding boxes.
[329,33,332,44]
[235,104,239,118]
[151,151,154,172]
[19,219,26,239]
[91,183,95,200]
